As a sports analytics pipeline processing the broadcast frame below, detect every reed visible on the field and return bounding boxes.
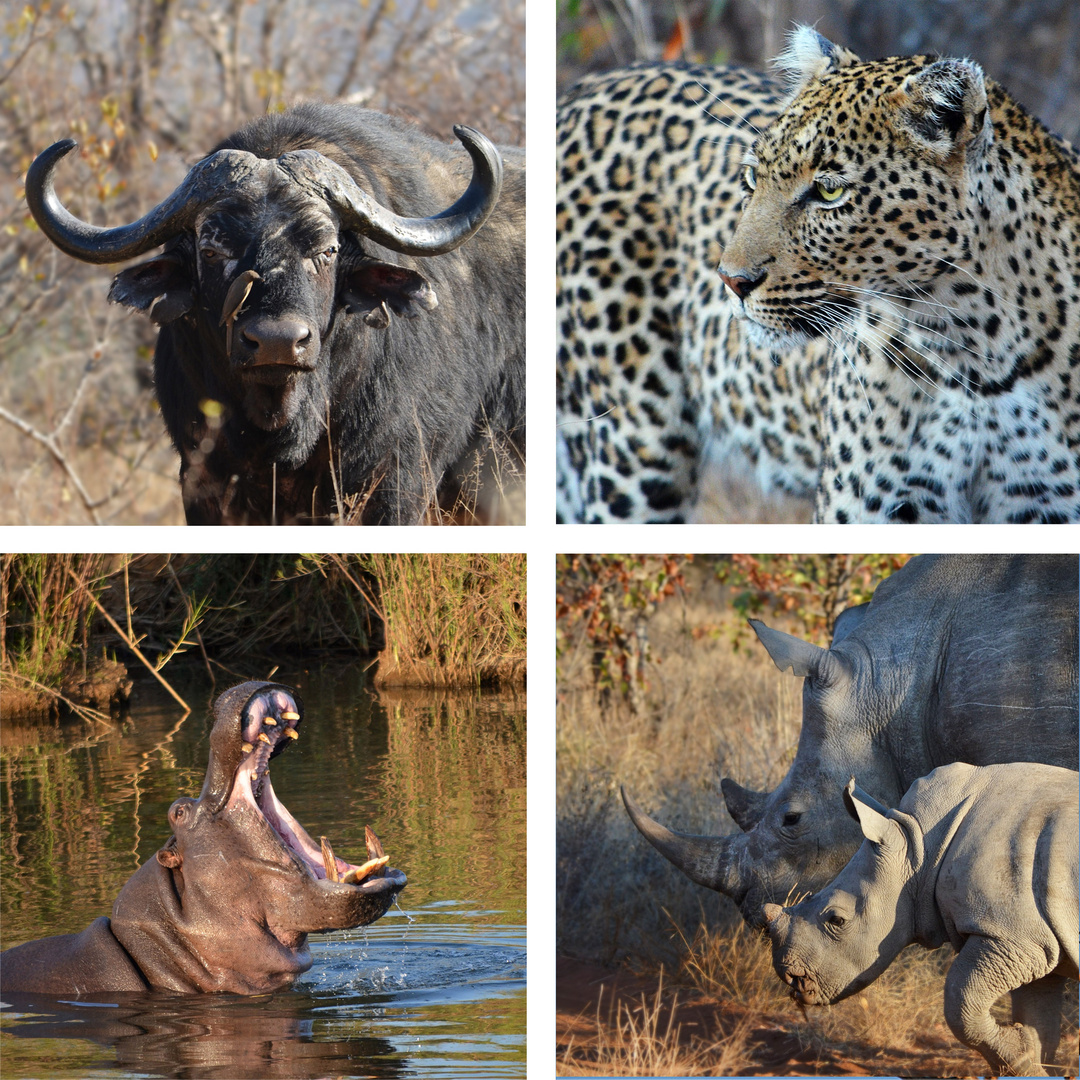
[2,553,527,716]
[357,553,526,688]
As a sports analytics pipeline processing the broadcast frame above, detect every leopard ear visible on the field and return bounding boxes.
[773,25,860,94]
[889,58,993,160]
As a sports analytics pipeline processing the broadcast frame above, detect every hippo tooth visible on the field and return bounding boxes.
[341,856,389,884]
[241,741,254,753]
[320,836,339,882]
[281,711,299,721]
[284,728,299,740]
[258,732,271,744]
[264,718,277,726]
[364,825,386,861]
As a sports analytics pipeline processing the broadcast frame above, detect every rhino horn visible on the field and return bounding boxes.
[721,777,769,831]
[620,786,745,898]
[749,620,828,677]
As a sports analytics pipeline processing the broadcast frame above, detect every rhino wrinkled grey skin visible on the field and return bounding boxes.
[622,554,1078,927]
[762,763,1079,1077]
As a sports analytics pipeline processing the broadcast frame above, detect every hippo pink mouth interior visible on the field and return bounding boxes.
[225,687,392,887]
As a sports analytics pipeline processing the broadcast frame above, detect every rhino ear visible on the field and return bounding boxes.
[750,620,829,679]
[721,777,769,832]
[844,778,896,846]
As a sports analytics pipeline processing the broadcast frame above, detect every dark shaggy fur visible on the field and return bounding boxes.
[113,104,524,524]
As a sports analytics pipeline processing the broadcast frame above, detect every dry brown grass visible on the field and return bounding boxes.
[557,558,1080,1076]
[558,971,756,1077]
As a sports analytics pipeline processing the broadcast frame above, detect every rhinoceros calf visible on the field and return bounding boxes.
[763,762,1079,1077]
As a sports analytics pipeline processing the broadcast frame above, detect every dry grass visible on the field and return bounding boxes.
[557,558,1080,1076]
[558,971,756,1077]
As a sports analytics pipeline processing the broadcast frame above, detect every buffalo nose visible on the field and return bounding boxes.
[239,316,314,366]
[719,269,766,301]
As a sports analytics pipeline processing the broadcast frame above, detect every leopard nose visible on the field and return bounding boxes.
[719,269,766,300]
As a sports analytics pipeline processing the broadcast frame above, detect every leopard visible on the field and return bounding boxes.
[556,26,1080,523]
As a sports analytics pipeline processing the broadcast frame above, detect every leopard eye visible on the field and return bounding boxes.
[743,165,757,191]
[815,180,844,202]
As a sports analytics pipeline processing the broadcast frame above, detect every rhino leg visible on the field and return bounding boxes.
[944,938,1048,1077]
[1012,975,1066,1073]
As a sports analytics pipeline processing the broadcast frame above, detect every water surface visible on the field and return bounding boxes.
[1,662,525,1079]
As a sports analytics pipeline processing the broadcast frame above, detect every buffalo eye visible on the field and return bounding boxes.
[782,811,802,827]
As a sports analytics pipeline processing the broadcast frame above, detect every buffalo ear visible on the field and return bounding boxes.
[342,259,438,327]
[109,254,194,324]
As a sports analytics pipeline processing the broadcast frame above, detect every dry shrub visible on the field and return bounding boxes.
[2,554,527,716]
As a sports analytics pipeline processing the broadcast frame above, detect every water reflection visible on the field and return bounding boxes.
[1,663,525,1079]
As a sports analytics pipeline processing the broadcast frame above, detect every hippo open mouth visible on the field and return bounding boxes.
[224,684,405,894]
[0,680,406,996]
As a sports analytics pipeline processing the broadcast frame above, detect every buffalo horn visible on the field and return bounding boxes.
[25,140,268,264]
[620,786,743,896]
[277,125,503,257]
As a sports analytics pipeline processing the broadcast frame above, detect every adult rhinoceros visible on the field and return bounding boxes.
[622,553,1078,928]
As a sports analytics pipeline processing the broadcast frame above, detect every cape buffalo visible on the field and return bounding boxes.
[622,553,1079,927]
[25,105,524,524]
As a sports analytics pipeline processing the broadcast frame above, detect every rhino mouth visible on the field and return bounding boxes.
[779,963,824,1006]
[226,686,405,894]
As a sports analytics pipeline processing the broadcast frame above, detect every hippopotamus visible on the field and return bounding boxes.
[763,763,1079,1077]
[0,681,407,995]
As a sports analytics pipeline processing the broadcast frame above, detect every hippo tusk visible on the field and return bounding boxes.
[341,856,390,884]
[320,836,340,882]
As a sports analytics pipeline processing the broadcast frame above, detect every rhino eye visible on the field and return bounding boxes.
[782,811,802,827]
[827,912,847,928]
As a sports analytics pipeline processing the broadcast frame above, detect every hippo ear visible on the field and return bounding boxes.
[157,844,183,869]
[750,620,834,680]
